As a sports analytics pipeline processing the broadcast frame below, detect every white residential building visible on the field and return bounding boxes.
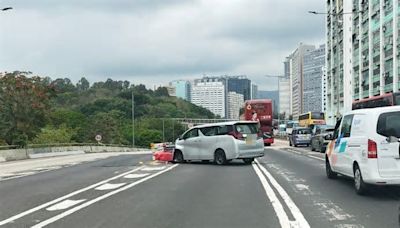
[227,91,244,120]
[191,81,226,117]
[278,78,291,118]
[326,0,400,125]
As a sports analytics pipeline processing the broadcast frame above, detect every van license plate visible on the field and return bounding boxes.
[246,138,253,144]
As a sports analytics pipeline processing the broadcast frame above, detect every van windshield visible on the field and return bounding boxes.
[377,111,400,138]
[235,123,258,134]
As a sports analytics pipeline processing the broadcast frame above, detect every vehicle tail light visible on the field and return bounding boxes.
[368,139,377,159]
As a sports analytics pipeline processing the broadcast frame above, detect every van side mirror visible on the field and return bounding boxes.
[386,136,399,143]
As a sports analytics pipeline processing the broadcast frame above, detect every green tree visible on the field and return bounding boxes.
[0,72,54,146]
[76,77,90,91]
[32,125,75,144]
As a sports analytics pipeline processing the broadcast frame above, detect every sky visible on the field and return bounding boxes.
[0,0,325,91]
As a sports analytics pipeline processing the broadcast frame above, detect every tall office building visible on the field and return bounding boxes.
[227,91,244,120]
[303,44,326,112]
[286,43,316,118]
[326,0,399,124]
[169,80,191,101]
[226,76,252,101]
[251,84,258,99]
[191,80,226,117]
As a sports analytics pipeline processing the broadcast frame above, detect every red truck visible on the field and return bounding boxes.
[242,99,274,146]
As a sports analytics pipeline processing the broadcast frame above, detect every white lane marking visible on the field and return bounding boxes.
[315,202,353,221]
[252,163,291,228]
[307,155,325,161]
[46,200,86,211]
[123,173,150,179]
[287,149,302,155]
[0,166,143,226]
[95,183,126,191]
[141,166,166,171]
[255,160,310,228]
[295,184,309,191]
[31,164,178,228]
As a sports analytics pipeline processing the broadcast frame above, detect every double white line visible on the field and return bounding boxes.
[253,160,310,228]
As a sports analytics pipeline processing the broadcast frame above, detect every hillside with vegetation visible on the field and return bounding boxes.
[0,71,215,147]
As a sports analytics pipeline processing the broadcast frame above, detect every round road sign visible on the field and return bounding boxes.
[95,134,102,142]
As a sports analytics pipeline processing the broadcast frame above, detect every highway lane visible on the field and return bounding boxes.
[260,146,400,228]
[0,153,152,224]
[1,145,400,227]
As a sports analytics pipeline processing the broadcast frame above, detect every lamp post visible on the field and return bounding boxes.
[308,9,364,122]
[131,91,135,147]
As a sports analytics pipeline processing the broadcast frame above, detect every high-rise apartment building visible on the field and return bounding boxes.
[303,44,326,112]
[227,91,244,120]
[169,80,191,101]
[326,0,399,124]
[191,80,226,117]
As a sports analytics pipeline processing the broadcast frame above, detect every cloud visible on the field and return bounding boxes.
[0,0,325,90]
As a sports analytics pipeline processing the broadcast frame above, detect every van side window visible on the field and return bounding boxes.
[183,129,199,139]
[340,115,354,138]
[377,111,400,138]
[217,125,233,135]
[200,127,217,136]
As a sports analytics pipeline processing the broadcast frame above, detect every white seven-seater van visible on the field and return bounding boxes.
[174,121,265,165]
[325,106,400,194]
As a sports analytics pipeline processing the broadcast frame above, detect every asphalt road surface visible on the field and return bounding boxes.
[1,144,400,228]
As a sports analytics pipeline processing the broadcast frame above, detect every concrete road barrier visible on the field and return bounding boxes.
[0,146,149,162]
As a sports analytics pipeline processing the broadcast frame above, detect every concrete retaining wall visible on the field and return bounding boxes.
[0,146,149,162]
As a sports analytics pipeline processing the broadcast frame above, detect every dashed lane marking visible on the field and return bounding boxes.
[95,183,126,191]
[123,173,150,179]
[307,155,325,161]
[46,200,86,211]
[31,164,179,228]
[141,166,166,171]
[0,166,144,226]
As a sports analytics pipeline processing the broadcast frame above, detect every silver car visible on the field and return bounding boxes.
[173,121,265,165]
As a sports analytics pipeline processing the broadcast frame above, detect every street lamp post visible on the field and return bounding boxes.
[308,10,363,122]
[131,91,135,147]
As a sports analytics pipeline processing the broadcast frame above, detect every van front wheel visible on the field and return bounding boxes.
[214,150,227,165]
[243,158,254,165]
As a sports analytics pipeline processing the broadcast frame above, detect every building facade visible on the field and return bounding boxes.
[227,91,244,120]
[286,43,316,118]
[191,80,226,117]
[169,80,191,101]
[226,76,252,101]
[251,84,258,99]
[303,44,326,112]
[326,0,399,124]
[278,78,291,118]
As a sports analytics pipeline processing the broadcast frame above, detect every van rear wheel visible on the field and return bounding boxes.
[354,164,367,195]
[214,150,227,165]
[243,158,254,165]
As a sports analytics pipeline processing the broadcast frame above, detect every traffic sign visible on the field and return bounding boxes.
[95,134,102,142]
